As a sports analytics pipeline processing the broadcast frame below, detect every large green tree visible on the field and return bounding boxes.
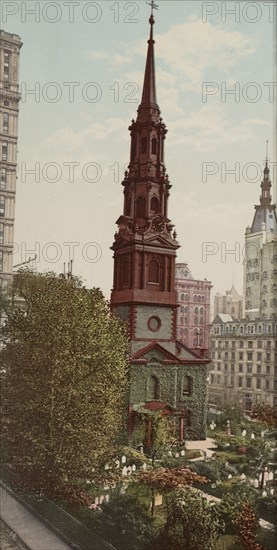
[0,270,129,501]
[154,488,224,550]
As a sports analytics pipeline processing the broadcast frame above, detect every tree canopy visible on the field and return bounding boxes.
[0,270,129,501]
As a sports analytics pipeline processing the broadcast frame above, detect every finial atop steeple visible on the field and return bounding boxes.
[147,1,159,18]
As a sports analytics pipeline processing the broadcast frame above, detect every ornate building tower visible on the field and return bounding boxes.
[0,31,22,289]
[243,157,277,320]
[111,11,209,441]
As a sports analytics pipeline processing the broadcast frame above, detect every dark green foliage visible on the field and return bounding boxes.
[88,494,158,550]
[153,488,224,550]
[0,270,129,501]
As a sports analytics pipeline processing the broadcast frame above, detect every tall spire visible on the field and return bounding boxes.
[260,140,271,207]
[250,142,277,234]
[138,2,160,118]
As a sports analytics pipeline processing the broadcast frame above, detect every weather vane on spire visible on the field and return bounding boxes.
[146,1,159,17]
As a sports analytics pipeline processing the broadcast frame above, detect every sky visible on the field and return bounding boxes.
[2,0,276,304]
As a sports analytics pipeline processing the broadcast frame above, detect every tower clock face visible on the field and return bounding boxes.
[152,216,164,232]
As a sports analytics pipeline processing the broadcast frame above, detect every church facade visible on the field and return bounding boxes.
[111,13,209,441]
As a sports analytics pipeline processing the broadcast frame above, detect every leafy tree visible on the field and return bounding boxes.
[88,493,157,550]
[252,403,277,428]
[154,488,224,550]
[0,270,129,502]
[233,502,265,550]
[219,482,260,534]
[139,465,207,516]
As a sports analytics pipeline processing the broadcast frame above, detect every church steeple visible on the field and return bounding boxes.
[111,6,179,320]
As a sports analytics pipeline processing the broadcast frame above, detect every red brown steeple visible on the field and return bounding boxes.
[111,10,179,335]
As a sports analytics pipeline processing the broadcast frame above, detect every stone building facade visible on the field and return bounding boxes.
[111,14,209,441]
[208,160,277,410]
[175,262,212,353]
[214,285,243,320]
[0,31,22,289]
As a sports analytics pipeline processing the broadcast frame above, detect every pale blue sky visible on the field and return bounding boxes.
[2,0,276,303]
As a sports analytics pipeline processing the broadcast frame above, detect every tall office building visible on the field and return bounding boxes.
[0,31,22,289]
[209,160,277,410]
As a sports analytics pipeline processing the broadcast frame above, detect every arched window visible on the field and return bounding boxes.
[148,259,160,284]
[150,196,159,214]
[136,196,146,218]
[180,306,185,313]
[148,375,159,400]
[151,137,157,155]
[141,137,147,154]
[182,376,193,397]
[120,256,130,286]
[193,328,200,346]
[181,293,185,301]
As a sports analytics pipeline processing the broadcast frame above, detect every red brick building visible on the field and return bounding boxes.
[175,263,212,354]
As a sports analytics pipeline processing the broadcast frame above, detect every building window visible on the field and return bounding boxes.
[257,365,261,374]
[182,375,193,398]
[246,377,252,388]
[247,352,253,361]
[257,352,262,361]
[266,353,270,361]
[248,341,253,348]
[266,341,271,348]
[266,380,270,390]
[238,377,243,387]
[148,259,160,284]
[0,168,7,189]
[151,137,157,155]
[256,378,261,389]
[266,365,270,374]
[257,340,262,348]
[0,223,4,244]
[150,196,159,214]
[239,364,243,373]
[4,51,10,80]
[239,352,243,360]
[148,375,159,400]
[0,196,5,217]
[135,196,146,218]
[239,341,244,348]
[120,256,130,287]
[2,142,8,161]
[247,365,252,373]
[210,374,214,384]
[3,113,9,134]
[0,250,3,272]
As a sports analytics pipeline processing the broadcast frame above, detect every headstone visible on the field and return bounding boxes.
[242,429,247,437]
[122,455,127,464]
[122,466,127,476]
[181,450,185,457]
[132,464,136,472]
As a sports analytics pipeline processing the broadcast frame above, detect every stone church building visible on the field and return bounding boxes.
[110,13,210,441]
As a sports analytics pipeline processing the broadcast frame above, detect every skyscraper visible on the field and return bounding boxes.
[0,30,22,289]
[209,159,277,410]
[111,11,209,441]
